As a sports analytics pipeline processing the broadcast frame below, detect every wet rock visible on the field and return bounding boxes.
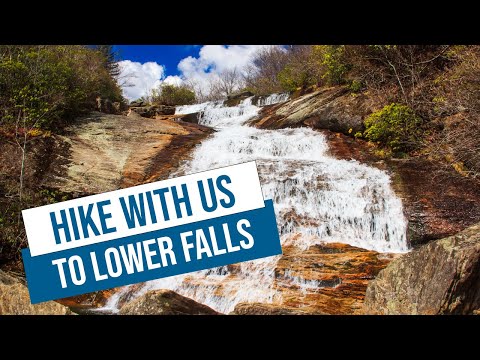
[364,222,480,314]
[119,289,220,315]
[0,270,72,315]
[272,240,394,314]
[388,158,480,247]
[56,288,118,309]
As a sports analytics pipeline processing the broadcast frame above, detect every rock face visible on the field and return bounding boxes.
[388,159,480,247]
[41,112,212,194]
[0,270,72,315]
[119,289,220,315]
[251,87,373,135]
[129,105,175,118]
[364,222,480,315]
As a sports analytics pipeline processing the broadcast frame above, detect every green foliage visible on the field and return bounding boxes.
[0,45,124,130]
[278,65,306,92]
[312,45,350,85]
[364,103,423,153]
[151,84,195,106]
[349,79,363,93]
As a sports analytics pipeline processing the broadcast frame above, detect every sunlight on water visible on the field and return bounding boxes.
[104,94,408,314]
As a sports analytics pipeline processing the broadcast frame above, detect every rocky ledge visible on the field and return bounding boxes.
[250,86,372,135]
[232,238,395,315]
[41,111,213,194]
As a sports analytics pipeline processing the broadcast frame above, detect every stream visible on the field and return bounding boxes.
[103,94,408,314]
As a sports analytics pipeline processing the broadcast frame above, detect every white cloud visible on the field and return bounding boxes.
[177,45,277,93]
[163,75,183,86]
[118,60,165,101]
[118,46,279,101]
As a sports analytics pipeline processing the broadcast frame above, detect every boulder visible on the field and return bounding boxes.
[129,100,145,107]
[119,289,220,315]
[157,105,175,115]
[129,105,176,118]
[129,106,157,118]
[227,90,254,100]
[252,86,372,135]
[224,91,255,107]
[364,222,480,314]
[96,97,122,114]
[0,270,72,315]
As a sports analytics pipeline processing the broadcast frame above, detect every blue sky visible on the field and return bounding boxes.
[114,45,273,101]
[114,45,200,77]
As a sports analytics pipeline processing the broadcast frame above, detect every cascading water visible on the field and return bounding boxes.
[104,94,408,314]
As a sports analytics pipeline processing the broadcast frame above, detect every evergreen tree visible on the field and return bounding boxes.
[95,45,121,78]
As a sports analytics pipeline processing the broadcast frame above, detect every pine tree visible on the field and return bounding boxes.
[95,45,120,78]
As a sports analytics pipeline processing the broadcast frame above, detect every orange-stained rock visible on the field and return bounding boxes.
[230,237,397,315]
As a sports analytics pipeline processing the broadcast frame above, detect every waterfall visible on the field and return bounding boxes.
[104,94,408,314]
[255,92,290,106]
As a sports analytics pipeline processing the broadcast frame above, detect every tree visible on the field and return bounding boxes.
[209,68,244,99]
[244,46,289,95]
[0,45,123,209]
[150,83,196,106]
[95,45,121,78]
[345,45,450,107]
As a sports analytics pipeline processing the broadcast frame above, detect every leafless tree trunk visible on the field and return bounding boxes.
[210,68,245,99]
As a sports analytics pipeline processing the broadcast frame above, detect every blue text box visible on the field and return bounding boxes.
[22,200,281,304]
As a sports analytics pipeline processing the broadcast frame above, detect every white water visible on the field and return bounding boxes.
[104,94,408,314]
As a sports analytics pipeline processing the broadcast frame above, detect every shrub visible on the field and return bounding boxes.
[349,79,363,93]
[312,45,350,85]
[364,103,423,153]
[278,65,308,92]
[151,84,196,106]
